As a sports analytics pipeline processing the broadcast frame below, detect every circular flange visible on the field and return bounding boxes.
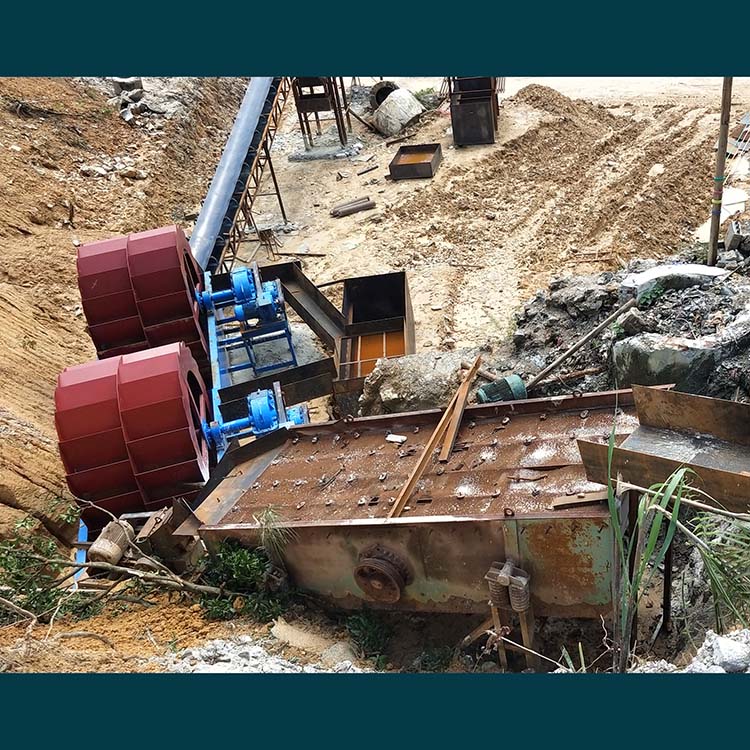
[353,545,410,604]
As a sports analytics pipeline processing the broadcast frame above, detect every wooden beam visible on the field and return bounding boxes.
[439,356,481,462]
[387,357,482,519]
[708,77,733,266]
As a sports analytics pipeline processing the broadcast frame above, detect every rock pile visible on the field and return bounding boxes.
[512,257,750,398]
[632,629,750,674]
[159,635,365,674]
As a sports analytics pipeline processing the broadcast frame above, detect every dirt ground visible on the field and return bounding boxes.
[0,76,744,671]
[254,77,747,356]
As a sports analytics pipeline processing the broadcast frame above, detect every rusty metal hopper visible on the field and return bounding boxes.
[579,385,750,512]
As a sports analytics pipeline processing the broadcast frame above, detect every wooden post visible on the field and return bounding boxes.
[387,357,481,518]
[708,76,733,266]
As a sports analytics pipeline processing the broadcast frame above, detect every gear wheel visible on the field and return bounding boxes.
[353,545,411,604]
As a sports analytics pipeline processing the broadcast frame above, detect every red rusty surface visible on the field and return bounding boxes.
[197,390,639,615]
[55,342,209,529]
[220,403,636,524]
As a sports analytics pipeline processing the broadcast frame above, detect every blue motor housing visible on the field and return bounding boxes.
[202,386,306,453]
[284,404,307,426]
[248,388,279,433]
[198,266,283,324]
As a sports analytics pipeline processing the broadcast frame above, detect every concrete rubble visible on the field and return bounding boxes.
[77,76,245,127]
[158,635,366,674]
[631,630,750,674]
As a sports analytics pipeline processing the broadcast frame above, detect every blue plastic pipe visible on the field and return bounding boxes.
[190,77,274,272]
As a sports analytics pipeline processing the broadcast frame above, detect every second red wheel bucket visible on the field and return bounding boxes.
[55,342,210,530]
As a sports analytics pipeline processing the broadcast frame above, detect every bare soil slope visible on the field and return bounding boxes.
[0,77,244,543]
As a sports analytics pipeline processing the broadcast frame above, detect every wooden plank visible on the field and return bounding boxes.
[387,357,482,519]
[633,385,750,447]
[439,356,481,462]
[577,438,750,512]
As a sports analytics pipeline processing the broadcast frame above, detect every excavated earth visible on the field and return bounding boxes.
[0,78,745,672]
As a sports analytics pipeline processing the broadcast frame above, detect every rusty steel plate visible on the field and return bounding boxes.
[197,389,640,615]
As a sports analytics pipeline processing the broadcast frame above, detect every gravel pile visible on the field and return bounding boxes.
[158,636,365,674]
[631,630,750,674]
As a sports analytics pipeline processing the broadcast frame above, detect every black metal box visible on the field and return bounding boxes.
[388,143,443,180]
[450,98,496,146]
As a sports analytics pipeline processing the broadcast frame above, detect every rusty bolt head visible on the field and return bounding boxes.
[504,507,515,517]
[580,410,589,419]
[502,416,510,425]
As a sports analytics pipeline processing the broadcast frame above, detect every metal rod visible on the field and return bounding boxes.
[662,541,673,629]
[708,76,733,266]
[525,297,637,390]
[339,77,352,131]
[263,141,287,223]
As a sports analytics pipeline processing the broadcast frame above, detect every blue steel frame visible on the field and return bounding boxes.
[201,269,300,458]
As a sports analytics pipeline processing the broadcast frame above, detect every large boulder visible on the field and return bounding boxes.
[359,350,482,416]
[611,333,717,391]
[372,89,425,137]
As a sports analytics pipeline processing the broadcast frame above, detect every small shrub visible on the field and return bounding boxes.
[637,282,665,308]
[414,645,453,672]
[199,541,290,623]
[0,518,68,622]
[346,611,391,662]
